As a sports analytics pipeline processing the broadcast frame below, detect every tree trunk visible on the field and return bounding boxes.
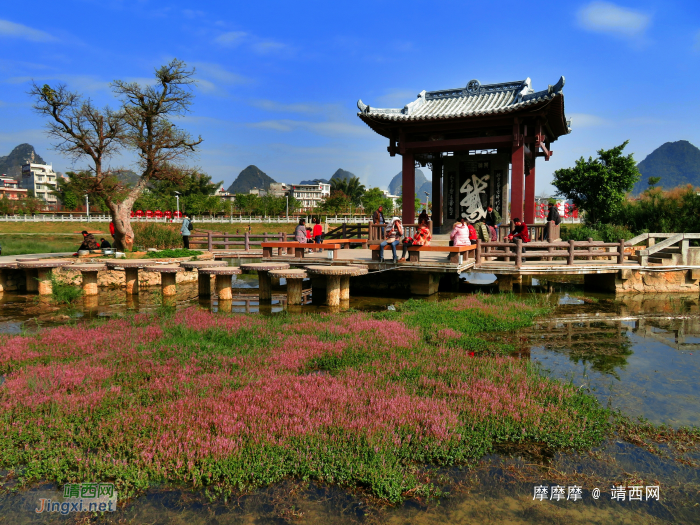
[108,178,148,252]
[110,204,135,252]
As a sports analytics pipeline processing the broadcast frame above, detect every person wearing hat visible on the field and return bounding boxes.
[379,217,403,263]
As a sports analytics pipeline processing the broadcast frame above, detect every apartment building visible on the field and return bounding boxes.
[292,182,331,209]
[20,163,58,204]
[0,177,27,200]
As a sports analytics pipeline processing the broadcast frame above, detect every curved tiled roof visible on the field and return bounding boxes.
[358,76,567,123]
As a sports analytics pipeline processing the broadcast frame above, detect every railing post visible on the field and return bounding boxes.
[475,239,482,265]
[515,238,522,268]
[207,231,213,251]
[342,223,347,239]
[568,239,575,265]
[245,231,250,251]
[618,238,625,265]
[680,238,689,265]
[586,237,593,260]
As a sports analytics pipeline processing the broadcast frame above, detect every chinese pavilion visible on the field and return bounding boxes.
[357,76,570,232]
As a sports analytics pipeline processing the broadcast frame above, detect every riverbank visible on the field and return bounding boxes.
[0,294,614,503]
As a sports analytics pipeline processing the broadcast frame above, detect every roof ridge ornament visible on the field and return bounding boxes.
[513,78,533,104]
[466,79,480,94]
[357,99,369,113]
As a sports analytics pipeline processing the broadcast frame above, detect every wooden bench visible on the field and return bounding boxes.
[370,244,476,263]
[323,239,368,248]
[261,242,340,259]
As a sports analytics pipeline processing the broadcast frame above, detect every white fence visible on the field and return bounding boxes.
[0,214,373,224]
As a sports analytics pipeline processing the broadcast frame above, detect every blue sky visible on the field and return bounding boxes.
[1,0,698,195]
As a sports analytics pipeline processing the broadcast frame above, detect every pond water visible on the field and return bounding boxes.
[0,276,698,524]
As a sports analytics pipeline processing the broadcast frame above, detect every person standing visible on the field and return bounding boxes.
[109,220,116,242]
[294,218,307,243]
[312,217,324,252]
[180,213,193,249]
[485,206,501,242]
[372,206,385,225]
[545,202,561,241]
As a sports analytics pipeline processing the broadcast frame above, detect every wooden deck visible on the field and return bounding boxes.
[262,248,476,273]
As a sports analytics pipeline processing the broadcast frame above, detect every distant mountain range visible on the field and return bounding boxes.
[0,144,46,178]
[632,140,700,194]
[226,165,276,194]
[388,169,432,197]
[299,169,356,186]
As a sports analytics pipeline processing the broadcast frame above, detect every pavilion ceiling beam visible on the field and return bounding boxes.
[403,135,513,153]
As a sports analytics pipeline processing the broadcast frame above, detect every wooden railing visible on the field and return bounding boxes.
[497,221,560,242]
[325,222,368,240]
[368,221,432,242]
[189,231,293,251]
[475,238,629,268]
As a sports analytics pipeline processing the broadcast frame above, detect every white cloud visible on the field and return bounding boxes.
[194,62,250,86]
[577,2,650,38]
[248,119,367,137]
[215,31,248,46]
[4,74,111,93]
[0,19,57,43]
[251,99,321,114]
[375,89,418,108]
[568,113,610,128]
[214,30,290,55]
[251,40,287,54]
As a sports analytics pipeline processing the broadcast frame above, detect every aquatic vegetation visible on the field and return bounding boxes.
[0,297,612,502]
[144,248,203,258]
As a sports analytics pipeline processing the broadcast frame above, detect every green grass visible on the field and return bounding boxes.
[144,248,203,258]
[0,234,78,255]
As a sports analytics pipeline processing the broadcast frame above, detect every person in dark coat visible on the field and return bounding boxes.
[372,206,385,225]
[545,203,561,241]
[78,231,100,251]
[100,238,112,249]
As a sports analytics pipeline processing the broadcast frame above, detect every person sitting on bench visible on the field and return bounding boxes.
[398,222,432,262]
[379,217,403,263]
[100,238,112,249]
[78,231,100,251]
[507,218,530,253]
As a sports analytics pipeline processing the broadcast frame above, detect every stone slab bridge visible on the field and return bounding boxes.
[259,233,700,295]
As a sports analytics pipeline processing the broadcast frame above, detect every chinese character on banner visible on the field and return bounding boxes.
[533,485,548,501]
[63,484,80,498]
[629,486,643,501]
[646,486,660,501]
[611,485,626,501]
[567,486,583,501]
[550,485,566,501]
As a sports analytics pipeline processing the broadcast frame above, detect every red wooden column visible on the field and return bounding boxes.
[402,150,415,225]
[511,120,525,221]
[431,156,442,232]
[524,154,536,224]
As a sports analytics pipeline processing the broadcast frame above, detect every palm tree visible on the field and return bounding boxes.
[331,176,365,205]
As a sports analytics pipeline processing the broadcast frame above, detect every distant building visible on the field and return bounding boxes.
[292,182,331,209]
[248,187,267,197]
[381,189,400,208]
[268,182,291,197]
[0,177,27,200]
[20,163,58,204]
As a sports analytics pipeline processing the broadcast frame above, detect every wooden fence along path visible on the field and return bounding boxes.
[188,231,293,251]
[475,238,628,267]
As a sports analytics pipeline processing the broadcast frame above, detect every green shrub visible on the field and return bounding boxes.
[49,274,82,304]
[145,248,202,258]
[561,223,634,243]
[131,222,182,250]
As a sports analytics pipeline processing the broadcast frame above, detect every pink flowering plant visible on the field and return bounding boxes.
[0,296,610,502]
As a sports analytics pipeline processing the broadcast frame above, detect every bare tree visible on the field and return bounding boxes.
[30,59,202,250]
